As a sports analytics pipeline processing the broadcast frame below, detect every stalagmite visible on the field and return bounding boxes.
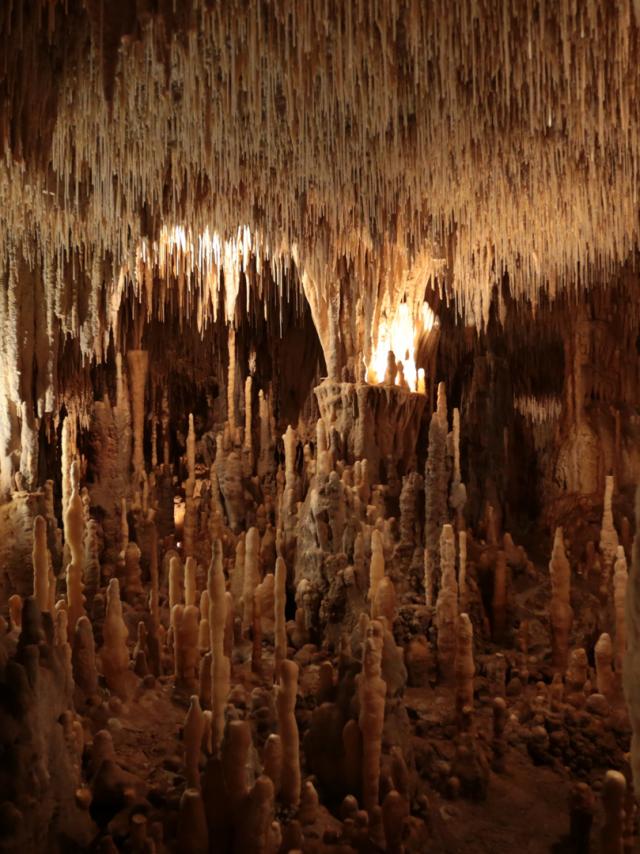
[316,418,331,480]
[244,376,253,455]
[169,556,184,615]
[208,541,230,754]
[127,350,149,477]
[614,545,628,673]
[595,633,615,699]
[263,733,283,796]
[449,408,466,526]
[61,414,77,522]
[624,490,640,795]
[424,386,448,607]
[32,515,49,612]
[101,579,132,700]
[373,576,397,628]
[84,518,101,603]
[276,659,301,808]
[176,605,200,692]
[184,695,205,789]
[230,533,245,613]
[177,788,209,854]
[185,556,197,608]
[369,529,385,607]
[600,476,620,585]
[458,530,468,613]
[358,620,386,815]
[2,4,640,849]
[435,524,458,683]
[549,528,573,671]
[235,776,276,851]
[243,527,260,633]
[122,542,143,600]
[227,326,236,432]
[65,461,86,633]
[186,413,196,498]
[274,555,287,678]
[258,390,272,479]
[198,590,210,653]
[492,550,508,645]
[455,614,474,721]
[399,472,421,547]
[72,616,99,703]
[148,521,160,624]
[601,770,626,854]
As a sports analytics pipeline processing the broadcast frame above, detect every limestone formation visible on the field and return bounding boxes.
[101,579,133,700]
[614,545,628,674]
[549,528,573,671]
[358,620,386,815]
[184,695,206,789]
[208,541,231,754]
[595,633,615,700]
[455,614,474,722]
[435,524,458,683]
[1,7,640,850]
[65,461,86,633]
[277,659,301,808]
[274,555,287,678]
[32,515,50,612]
[600,476,620,586]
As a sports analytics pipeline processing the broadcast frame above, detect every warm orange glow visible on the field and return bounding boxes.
[367,302,436,392]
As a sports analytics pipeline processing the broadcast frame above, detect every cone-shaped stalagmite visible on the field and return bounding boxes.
[65,461,86,633]
[549,528,573,671]
[624,488,640,794]
[101,579,133,700]
[32,515,50,612]
[358,620,386,814]
[277,659,301,808]
[435,524,458,683]
[2,5,640,851]
[208,541,230,754]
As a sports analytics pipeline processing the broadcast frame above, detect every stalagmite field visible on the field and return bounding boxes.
[2,2,640,852]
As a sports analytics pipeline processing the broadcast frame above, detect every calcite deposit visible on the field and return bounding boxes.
[1,3,640,853]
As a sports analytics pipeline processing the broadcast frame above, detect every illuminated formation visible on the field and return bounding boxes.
[1,3,640,852]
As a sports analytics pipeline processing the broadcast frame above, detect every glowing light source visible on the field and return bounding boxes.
[367,302,436,392]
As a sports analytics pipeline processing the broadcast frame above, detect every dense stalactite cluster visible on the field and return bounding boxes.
[0,2,639,394]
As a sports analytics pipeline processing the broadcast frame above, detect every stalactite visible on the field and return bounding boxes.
[0,5,640,851]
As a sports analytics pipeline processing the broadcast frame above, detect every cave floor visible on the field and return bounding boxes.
[102,666,614,853]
